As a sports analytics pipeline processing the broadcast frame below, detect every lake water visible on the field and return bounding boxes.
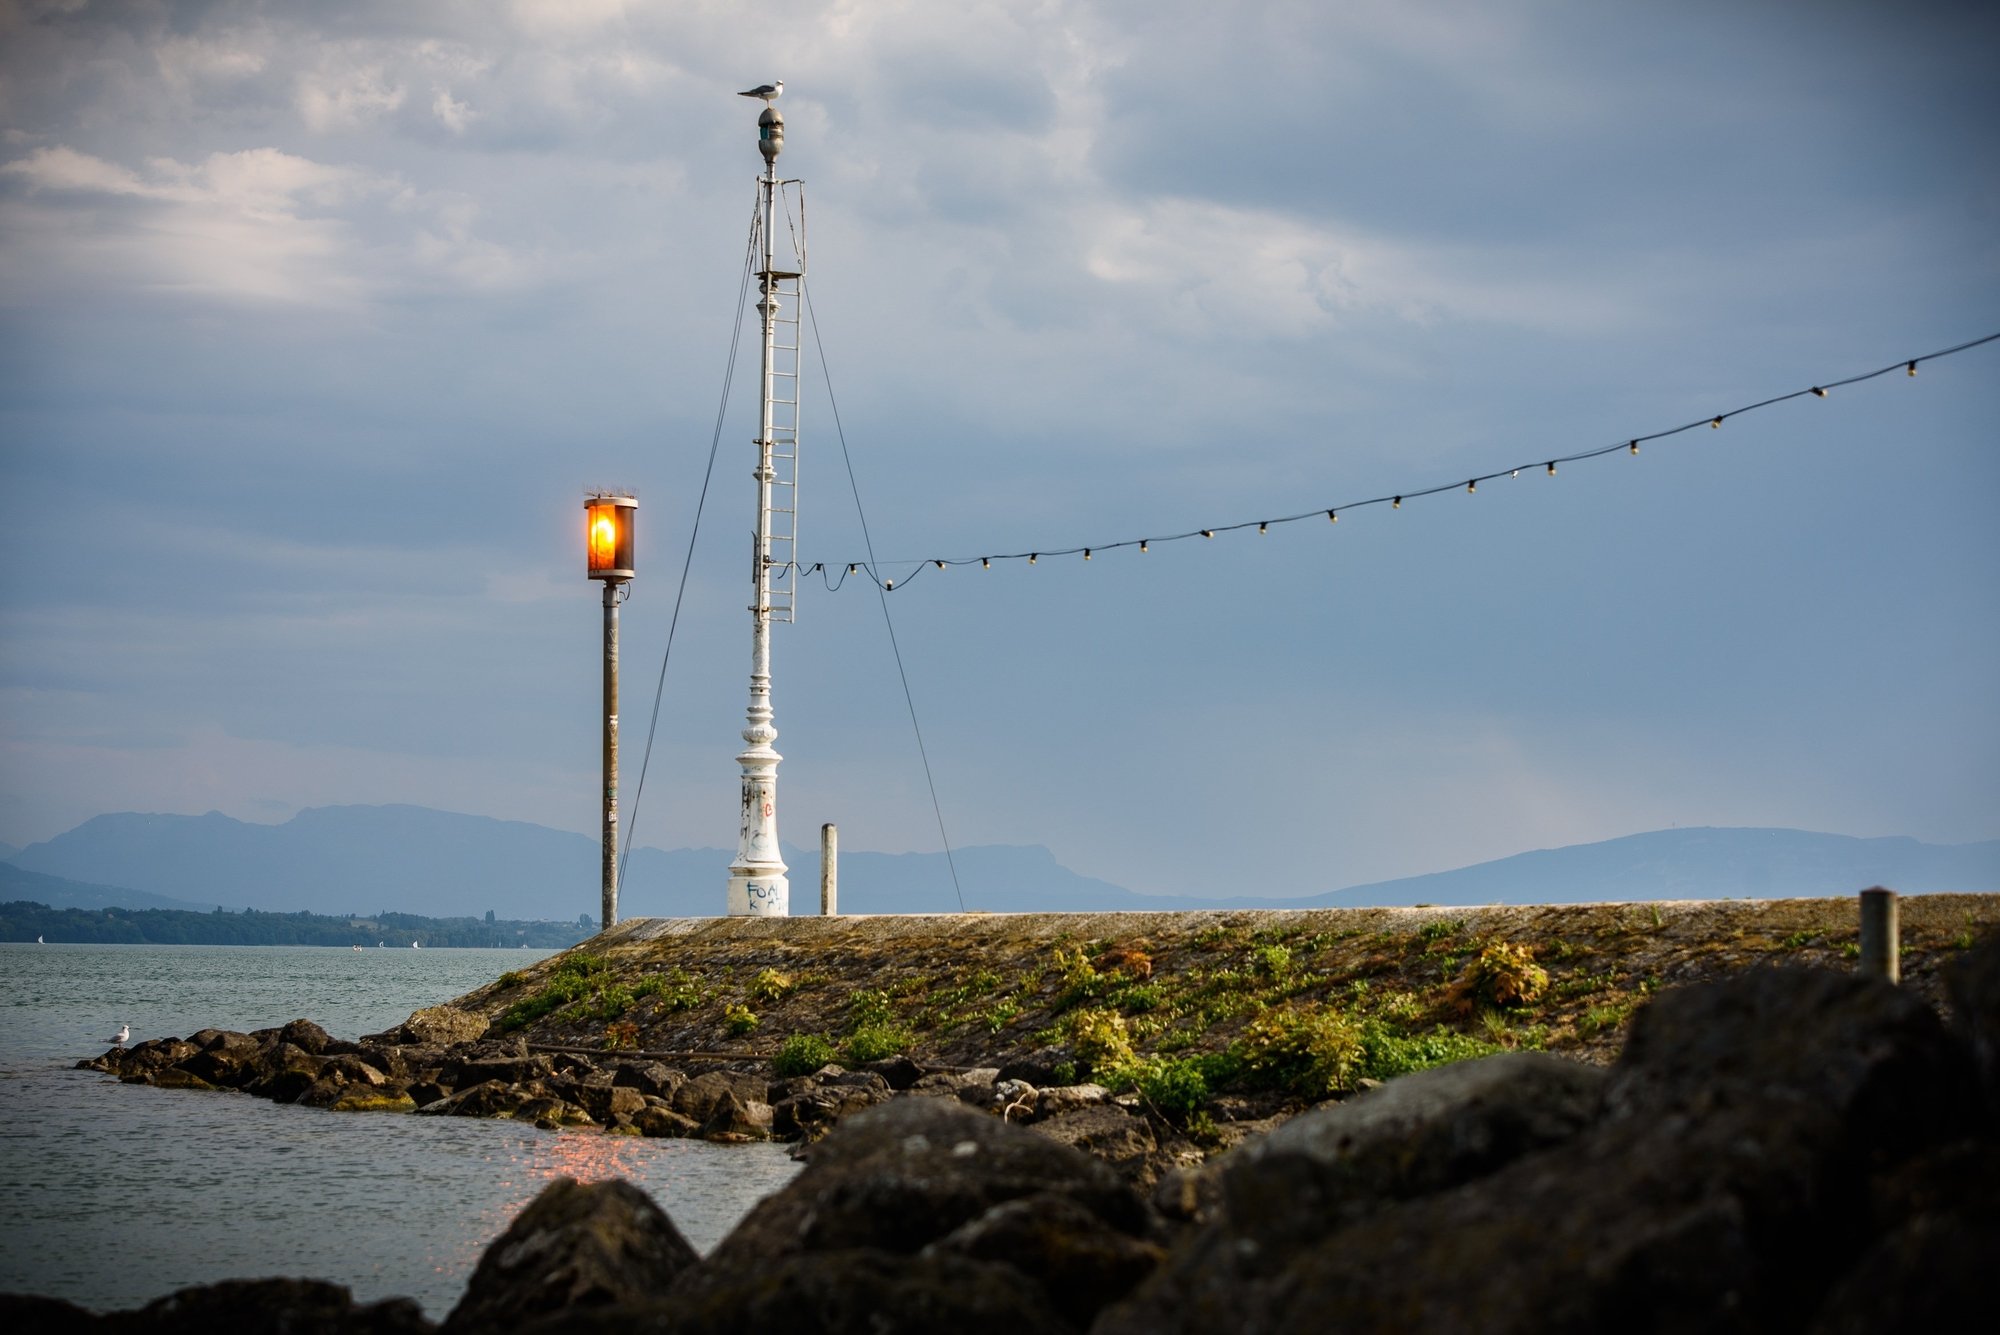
[0,943,800,1316]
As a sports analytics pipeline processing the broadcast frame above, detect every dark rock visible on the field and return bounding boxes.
[907,1071,973,1098]
[441,1177,698,1335]
[278,1018,334,1055]
[142,1067,216,1091]
[405,1076,450,1107]
[84,1037,196,1078]
[115,1278,430,1333]
[640,1095,712,1135]
[396,1005,489,1048]
[245,1041,326,1104]
[296,1055,391,1109]
[0,1292,102,1333]
[611,1061,682,1099]
[1603,966,1976,1162]
[698,1089,773,1141]
[1029,1104,1158,1181]
[178,1030,262,1088]
[1101,968,1981,1335]
[703,1096,1151,1273]
[668,1070,767,1120]
[442,1053,554,1089]
[863,1054,925,1090]
[662,1248,1071,1335]
[1804,1136,2000,1333]
[515,1096,593,1129]
[1223,1051,1606,1233]
[631,1099,700,1138]
[924,1191,1166,1328]
[573,1084,646,1125]
[1945,932,2000,1130]
[1034,1083,1112,1120]
[419,1079,533,1119]
[997,1049,1076,1088]
[771,1080,890,1138]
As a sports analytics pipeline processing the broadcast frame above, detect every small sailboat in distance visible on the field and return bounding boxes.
[411,941,421,949]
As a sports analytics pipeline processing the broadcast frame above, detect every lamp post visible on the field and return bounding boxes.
[726,90,800,917]
[585,493,636,930]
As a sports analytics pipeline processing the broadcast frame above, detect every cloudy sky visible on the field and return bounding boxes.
[2,0,1996,902]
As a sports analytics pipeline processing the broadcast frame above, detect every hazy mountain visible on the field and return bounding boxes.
[0,861,222,914]
[7,806,1170,920]
[1289,827,2000,908]
[10,806,1995,919]
[0,840,19,861]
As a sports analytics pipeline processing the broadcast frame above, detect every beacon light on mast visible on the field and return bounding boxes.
[584,490,636,932]
[585,494,636,580]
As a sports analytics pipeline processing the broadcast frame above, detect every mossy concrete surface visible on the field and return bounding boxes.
[448,896,1997,1092]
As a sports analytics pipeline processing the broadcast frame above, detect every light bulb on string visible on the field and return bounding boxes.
[1258,522,1268,534]
[1326,511,1337,523]
[1710,416,1722,429]
[934,560,944,571]
[1140,540,1149,553]
[1546,462,1556,476]
[1628,440,1639,455]
[1392,496,1401,509]
[1811,387,1827,398]
[1083,548,1092,560]
[1466,480,1476,494]
[885,579,894,591]
[847,564,857,576]
[1907,361,1918,377]
[1029,553,1037,565]
[1201,530,1214,539]
[981,557,990,570]
[1511,469,1519,479]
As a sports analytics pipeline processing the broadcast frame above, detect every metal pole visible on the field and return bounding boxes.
[727,106,789,917]
[821,823,837,916]
[602,579,620,930]
[1859,887,1898,983]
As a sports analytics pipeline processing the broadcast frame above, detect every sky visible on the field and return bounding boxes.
[1,0,1996,902]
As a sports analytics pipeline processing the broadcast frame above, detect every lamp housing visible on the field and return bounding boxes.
[585,493,637,580]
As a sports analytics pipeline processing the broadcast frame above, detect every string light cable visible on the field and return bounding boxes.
[800,275,968,912]
[801,330,1999,593]
[617,190,762,884]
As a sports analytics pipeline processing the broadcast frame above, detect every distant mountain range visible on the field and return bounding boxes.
[4,805,1995,920]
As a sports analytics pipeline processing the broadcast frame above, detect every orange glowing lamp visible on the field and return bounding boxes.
[585,493,636,580]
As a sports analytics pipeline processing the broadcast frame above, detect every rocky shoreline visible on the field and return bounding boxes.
[14,935,2000,1333]
[72,1002,1197,1184]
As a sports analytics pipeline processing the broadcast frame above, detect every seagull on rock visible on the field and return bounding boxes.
[738,81,783,102]
[110,1023,130,1046]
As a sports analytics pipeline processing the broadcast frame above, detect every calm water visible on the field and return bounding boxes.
[0,943,799,1316]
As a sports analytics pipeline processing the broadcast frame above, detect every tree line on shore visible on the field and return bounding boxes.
[0,900,593,948]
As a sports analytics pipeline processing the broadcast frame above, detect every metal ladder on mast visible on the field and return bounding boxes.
[764,270,802,623]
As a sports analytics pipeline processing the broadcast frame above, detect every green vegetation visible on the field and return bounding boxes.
[723,1002,759,1037]
[840,987,914,1064]
[749,968,796,1002]
[0,900,588,949]
[635,969,702,1011]
[497,953,626,1031]
[773,1033,838,1077]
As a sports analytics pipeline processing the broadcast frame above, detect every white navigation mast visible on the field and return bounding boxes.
[726,83,801,917]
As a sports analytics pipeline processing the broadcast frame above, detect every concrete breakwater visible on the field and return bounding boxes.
[25,930,2000,1334]
[74,897,2000,1184]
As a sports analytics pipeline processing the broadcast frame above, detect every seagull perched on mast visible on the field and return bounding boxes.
[738,80,783,102]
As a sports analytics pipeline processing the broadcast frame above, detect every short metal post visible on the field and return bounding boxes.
[1859,887,1898,984]
[821,823,837,916]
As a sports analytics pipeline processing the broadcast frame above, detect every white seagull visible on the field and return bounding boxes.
[737,81,783,102]
[110,1023,130,1046]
